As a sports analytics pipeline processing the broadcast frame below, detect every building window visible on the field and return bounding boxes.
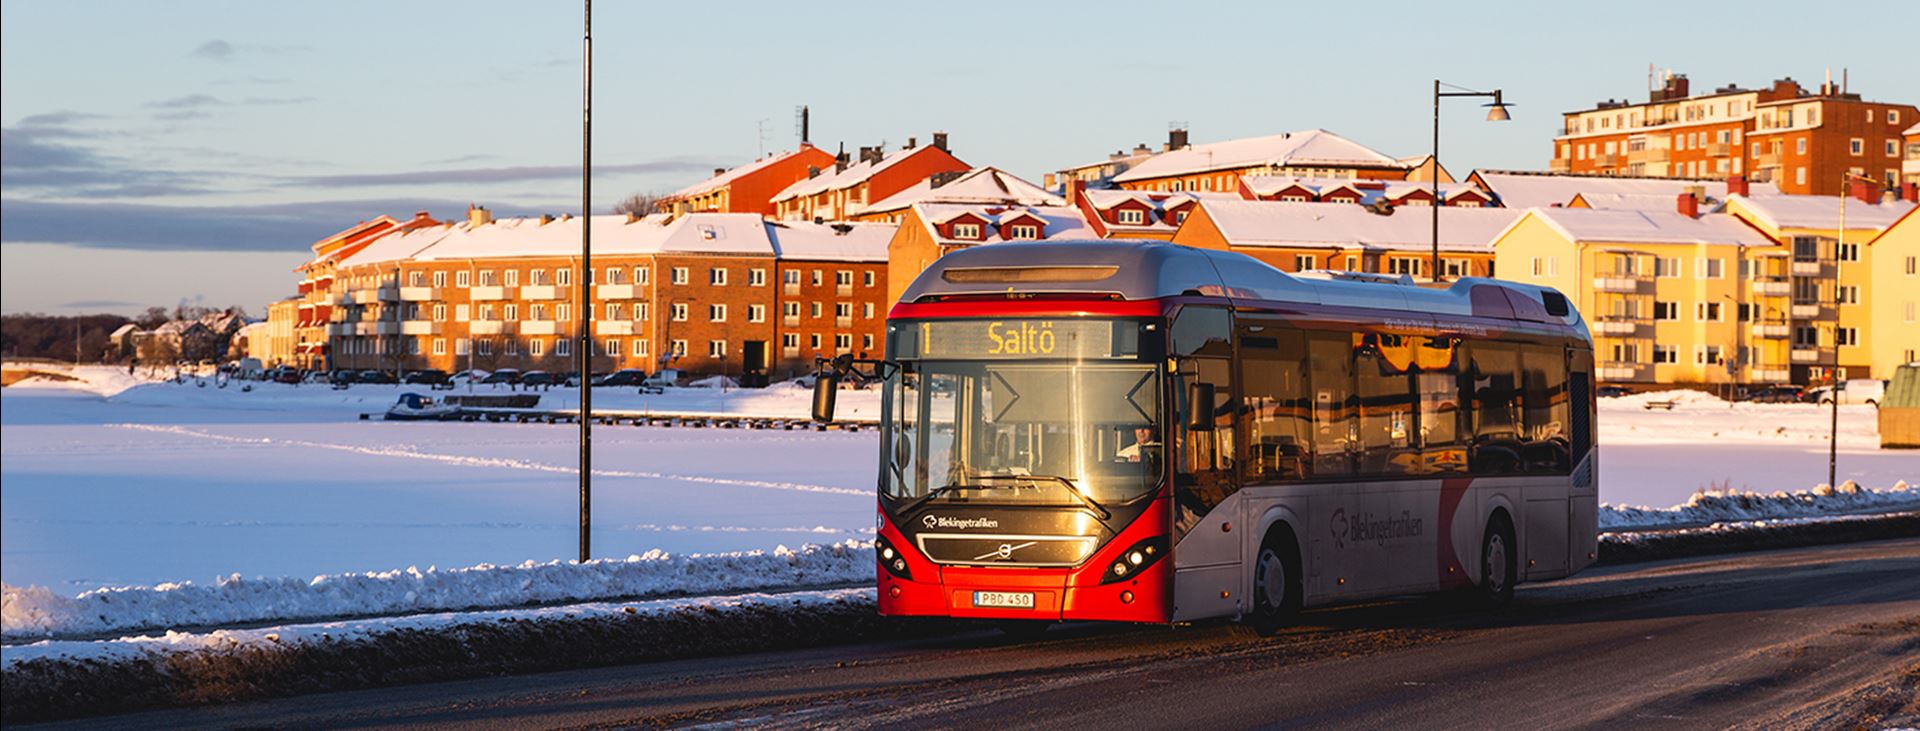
[672,267,689,285]
[1389,258,1422,276]
[602,303,619,320]
[455,338,470,356]
[635,266,649,285]
[810,302,822,318]
[748,304,765,322]
[1654,301,1679,321]
[1906,256,1917,275]
[710,268,728,286]
[530,339,544,356]
[1008,224,1039,239]
[1293,254,1314,271]
[749,268,766,286]
[811,269,823,286]
[784,269,801,285]
[432,304,447,322]
[632,338,648,357]
[478,270,496,287]
[783,301,800,318]
[1837,328,1859,347]
[835,302,852,319]
[456,271,471,287]
[604,268,623,285]
[670,339,687,357]
[671,303,688,321]
[862,334,874,350]
[1653,345,1677,364]
[953,223,982,239]
[809,333,821,349]
[605,338,619,356]
[1850,138,1864,156]
[1839,242,1860,262]
[455,304,470,322]
[1116,208,1145,225]
[862,302,875,319]
[1695,302,1722,321]
[479,304,495,321]
[782,333,799,349]
[557,268,571,286]
[836,270,853,286]
[505,304,518,321]
[1700,258,1723,279]
[834,333,852,350]
[1889,140,1900,157]
[708,339,726,357]
[557,339,571,357]
[709,304,727,322]
[1797,138,1808,155]
[1529,256,1555,277]
[1694,345,1722,365]
[1838,285,1859,305]
[864,271,876,287]
[433,338,447,355]
[1344,256,1358,271]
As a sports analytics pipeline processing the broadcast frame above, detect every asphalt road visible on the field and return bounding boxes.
[39,538,1920,730]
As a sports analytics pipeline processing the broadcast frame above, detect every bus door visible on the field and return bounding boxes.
[1567,346,1599,571]
[1170,306,1241,620]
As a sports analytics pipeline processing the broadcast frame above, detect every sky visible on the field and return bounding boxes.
[3,0,1916,316]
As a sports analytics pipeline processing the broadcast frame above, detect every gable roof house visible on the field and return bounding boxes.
[1109,128,1414,193]
[656,144,838,217]
[769,135,969,222]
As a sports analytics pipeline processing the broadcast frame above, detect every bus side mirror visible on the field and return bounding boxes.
[811,373,840,423]
[1187,382,1216,432]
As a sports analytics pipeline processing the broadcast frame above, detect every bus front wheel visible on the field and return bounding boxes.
[1248,527,1302,637]
[1479,512,1517,606]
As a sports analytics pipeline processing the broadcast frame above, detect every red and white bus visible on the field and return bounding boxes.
[814,240,1597,634]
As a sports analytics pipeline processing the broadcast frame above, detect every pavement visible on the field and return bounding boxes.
[28,537,1920,730]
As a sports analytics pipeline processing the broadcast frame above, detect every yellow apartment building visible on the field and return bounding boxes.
[1868,207,1919,376]
[1491,202,1785,388]
[1723,190,1917,379]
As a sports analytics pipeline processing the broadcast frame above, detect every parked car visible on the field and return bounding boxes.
[403,369,450,385]
[640,369,682,389]
[1596,385,1631,398]
[327,370,359,385]
[480,368,522,385]
[451,369,486,384]
[1742,385,1804,403]
[1807,379,1886,406]
[357,370,397,385]
[232,358,266,380]
[598,369,648,387]
[270,366,303,384]
[519,370,556,388]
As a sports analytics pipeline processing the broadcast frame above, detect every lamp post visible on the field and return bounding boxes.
[577,0,593,564]
[1432,80,1512,282]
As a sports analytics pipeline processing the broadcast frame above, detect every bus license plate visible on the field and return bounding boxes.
[973,591,1035,609]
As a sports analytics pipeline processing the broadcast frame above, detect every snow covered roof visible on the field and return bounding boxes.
[665,147,818,200]
[767,220,895,262]
[1111,129,1405,183]
[336,221,464,268]
[1727,193,1916,232]
[1239,176,1487,204]
[1469,171,1781,209]
[861,167,1062,215]
[109,323,139,338]
[1193,199,1519,252]
[912,203,1097,246]
[1515,208,1776,247]
[770,146,951,203]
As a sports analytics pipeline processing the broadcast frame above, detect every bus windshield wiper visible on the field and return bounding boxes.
[969,474,1111,520]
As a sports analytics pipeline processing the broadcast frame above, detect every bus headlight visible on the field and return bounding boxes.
[1100,536,1167,585]
[876,536,912,580]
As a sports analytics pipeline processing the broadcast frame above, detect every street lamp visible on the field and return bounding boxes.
[1432,80,1512,282]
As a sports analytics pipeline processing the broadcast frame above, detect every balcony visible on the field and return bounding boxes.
[595,321,633,336]
[399,286,440,301]
[782,345,800,358]
[1627,147,1669,163]
[401,321,442,336]
[471,286,508,301]
[469,320,504,335]
[353,322,399,336]
[835,316,853,328]
[1750,322,1790,339]
[1549,158,1572,173]
[783,282,801,296]
[1592,319,1641,336]
[783,314,800,327]
[326,323,352,336]
[1756,152,1782,168]
[520,320,557,336]
[1598,363,1646,382]
[1592,275,1645,293]
[1750,280,1790,297]
[521,285,561,301]
[352,287,399,304]
[1790,303,1823,319]
[599,284,637,300]
[1595,153,1619,167]
[1790,260,1826,276]
[836,284,853,297]
[1790,347,1823,363]
[1750,368,1792,383]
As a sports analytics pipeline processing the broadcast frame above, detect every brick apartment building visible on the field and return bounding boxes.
[655,144,837,217]
[1099,128,1422,193]
[1552,73,1917,195]
[770,134,969,222]
[306,209,893,379]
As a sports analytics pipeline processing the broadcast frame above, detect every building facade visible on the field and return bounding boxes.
[770,136,969,222]
[656,145,838,217]
[1867,207,1919,377]
[1107,128,1416,193]
[1552,74,1917,195]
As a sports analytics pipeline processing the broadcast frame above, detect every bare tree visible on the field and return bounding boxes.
[613,191,670,216]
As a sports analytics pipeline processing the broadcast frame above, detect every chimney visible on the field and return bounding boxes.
[835,143,848,173]
[414,210,432,221]
[538,214,555,225]
[1064,178,1085,205]
[1726,175,1749,198]
[928,171,963,189]
[1849,177,1877,204]
[1884,189,1900,204]
[800,105,810,145]
[671,201,690,219]
[713,167,727,177]
[932,132,949,152]
[1675,192,1699,218]
[467,204,492,226]
[807,166,820,179]
[1168,128,1189,151]
[905,136,916,149]
[1133,143,1151,155]
[1684,184,1705,202]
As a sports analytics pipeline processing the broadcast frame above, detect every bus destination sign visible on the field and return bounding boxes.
[910,319,1122,359]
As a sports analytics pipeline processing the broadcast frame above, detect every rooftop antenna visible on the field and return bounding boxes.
[756,118,770,159]
[794,105,810,145]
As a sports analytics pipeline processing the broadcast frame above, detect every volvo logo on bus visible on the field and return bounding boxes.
[924,515,1000,530]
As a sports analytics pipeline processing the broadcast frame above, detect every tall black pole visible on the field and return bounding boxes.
[1431,79,1441,282]
[1828,174,1844,491]
[577,0,593,564]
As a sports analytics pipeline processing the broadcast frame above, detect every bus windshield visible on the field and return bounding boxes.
[881,360,1161,508]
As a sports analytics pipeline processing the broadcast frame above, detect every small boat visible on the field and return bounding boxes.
[384,392,461,421]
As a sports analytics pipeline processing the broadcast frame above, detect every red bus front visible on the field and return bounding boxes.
[872,301,1174,625]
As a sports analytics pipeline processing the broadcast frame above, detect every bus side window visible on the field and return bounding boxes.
[1469,342,1523,473]
[1238,322,1309,483]
[1568,348,1595,466]
[1355,334,1415,476]
[1522,344,1571,472]
[1307,332,1355,478]
[1415,336,1465,474]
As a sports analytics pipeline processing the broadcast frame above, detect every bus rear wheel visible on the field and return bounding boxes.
[1248,528,1301,637]
[1479,513,1517,606]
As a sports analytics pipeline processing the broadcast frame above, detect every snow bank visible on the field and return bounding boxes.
[5,365,154,398]
[2,541,873,641]
[1600,481,1920,530]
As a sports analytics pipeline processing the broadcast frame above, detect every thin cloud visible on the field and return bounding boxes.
[189,40,234,60]
[188,39,309,61]
[294,159,721,188]
[151,110,214,122]
[62,299,145,309]
[241,96,317,106]
[145,94,227,110]
[0,197,547,252]
[16,110,107,128]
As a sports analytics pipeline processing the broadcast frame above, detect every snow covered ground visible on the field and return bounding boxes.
[2,369,1915,611]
